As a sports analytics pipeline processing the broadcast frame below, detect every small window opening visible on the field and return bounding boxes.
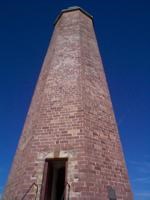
[40,158,67,200]
[107,186,117,200]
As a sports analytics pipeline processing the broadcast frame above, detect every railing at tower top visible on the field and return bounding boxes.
[21,182,38,200]
[61,182,71,200]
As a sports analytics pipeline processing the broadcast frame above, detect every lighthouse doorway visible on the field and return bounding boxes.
[40,158,67,200]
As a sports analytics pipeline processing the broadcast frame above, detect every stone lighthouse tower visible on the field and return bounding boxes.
[4,7,132,200]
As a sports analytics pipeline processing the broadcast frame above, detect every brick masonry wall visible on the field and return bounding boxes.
[3,9,133,200]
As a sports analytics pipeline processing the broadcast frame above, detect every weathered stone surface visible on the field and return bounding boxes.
[3,7,132,200]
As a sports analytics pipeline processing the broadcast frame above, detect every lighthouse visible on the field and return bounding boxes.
[4,7,132,200]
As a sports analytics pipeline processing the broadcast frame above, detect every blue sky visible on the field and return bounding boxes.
[0,0,150,199]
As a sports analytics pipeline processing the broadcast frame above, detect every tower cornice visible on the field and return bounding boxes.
[54,6,93,26]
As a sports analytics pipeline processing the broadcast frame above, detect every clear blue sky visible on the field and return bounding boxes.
[0,0,150,199]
